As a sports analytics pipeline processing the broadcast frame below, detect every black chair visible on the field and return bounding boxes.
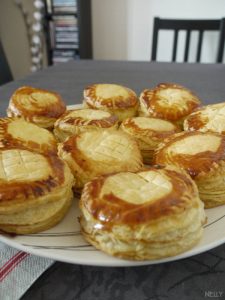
[151,17,224,63]
[0,40,13,85]
[217,18,225,63]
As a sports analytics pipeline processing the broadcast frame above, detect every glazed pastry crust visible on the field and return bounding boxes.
[7,86,66,128]
[0,117,57,153]
[0,149,73,213]
[120,117,180,164]
[58,130,143,189]
[79,166,206,260]
[54,108,119,142]
[0,192,72,234]
[0,149,74,234]
[83,84,139,121]
[155,131,225,208]
[139,83,201,125]
[184,102,225,134]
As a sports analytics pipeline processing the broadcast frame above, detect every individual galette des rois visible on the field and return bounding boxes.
[120,116,181,164]
[155,131,225,208]
[0,148,74,234]
[79,166,206,260]
[139,83,201,127]
[58,129,143,189]
[83,83,139,122]
[7,86,66,129]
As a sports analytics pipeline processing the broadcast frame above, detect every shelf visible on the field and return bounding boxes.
[45,12,78,19]
[44,0,92,65]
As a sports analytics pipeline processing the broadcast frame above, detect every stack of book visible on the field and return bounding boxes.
[45,0,92,65]
[52,16,79,64]
[46,0,79,64]
[52,0,77,13]
[52,50,79,64]
[53,16,78,48]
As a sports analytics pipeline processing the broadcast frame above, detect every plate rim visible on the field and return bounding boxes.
[1,214,225,267]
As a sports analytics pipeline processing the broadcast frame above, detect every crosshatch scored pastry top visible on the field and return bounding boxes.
[83,83,139,109]
[184,102,225,134]
[139,83,201,121]
[7,86,66,119]
[155,131,225,178]
[80,166,202,226]
[0,117,57,153]
[60,130,143,167]
[0,148,70,207]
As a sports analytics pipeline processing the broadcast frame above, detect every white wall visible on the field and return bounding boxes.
[0,0,47,80]
[91,0,128,60]
[0,0,34,79]
[92,0,225,62]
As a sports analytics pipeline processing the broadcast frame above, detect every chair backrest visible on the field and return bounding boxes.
[0,40,13,85]
[217,18,225,63]
[151,17,222,63]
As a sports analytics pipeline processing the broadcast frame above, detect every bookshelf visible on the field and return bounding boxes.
[44,0,92,65]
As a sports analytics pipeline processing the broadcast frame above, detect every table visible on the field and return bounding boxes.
[1,60,225,300]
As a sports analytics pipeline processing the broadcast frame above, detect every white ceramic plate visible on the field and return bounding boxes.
[1,199,225,267]
[0,105,225,267]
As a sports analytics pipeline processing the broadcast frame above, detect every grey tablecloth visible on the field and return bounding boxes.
[0,60,224,114]
[0,60,225,300]
[21,245,225,300]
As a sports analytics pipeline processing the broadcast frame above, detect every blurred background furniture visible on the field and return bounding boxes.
[44,0,92,65]
[217,17,225,63]
[151,17,224,63]
[0,40,13,85]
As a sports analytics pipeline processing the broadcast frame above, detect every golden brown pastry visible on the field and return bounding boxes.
[83,83,139,121]
[120,116,180,164]
[7,86,66,129]
[79,166,206,260]
[139,83,201,126]
[155,131,225,208]
[54,108,119,142]
[0,149,74,234]
[58,130,143,189]
[184,102,225,134]
[0,117,57,153]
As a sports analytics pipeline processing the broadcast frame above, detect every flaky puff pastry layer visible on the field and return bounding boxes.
[155,131,225,208]
[0,149,74,234]
[79,166,206,260]
[184,102,225,134]
[83,83,139,121]
[120,117,180,164]
[54,108,119,142]
[0,117,57,154]
[139,83,201,127]
[58,130,143,189]
[7,86,66,129]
